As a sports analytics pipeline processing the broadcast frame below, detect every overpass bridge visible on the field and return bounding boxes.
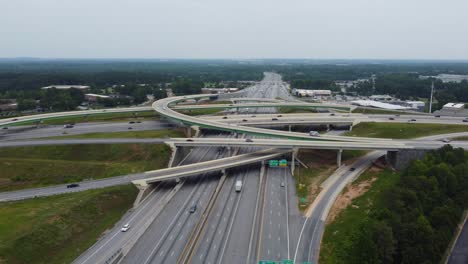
[131,148,291,187]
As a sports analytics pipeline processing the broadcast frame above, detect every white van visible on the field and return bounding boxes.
[235,180,242,192]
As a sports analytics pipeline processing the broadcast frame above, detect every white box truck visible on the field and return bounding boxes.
[235,180,242,192]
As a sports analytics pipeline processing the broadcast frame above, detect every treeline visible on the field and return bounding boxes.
[347,145,468,263]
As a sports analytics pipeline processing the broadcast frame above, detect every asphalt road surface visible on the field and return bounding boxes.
[448,216,468,264]
[0,120,171,141]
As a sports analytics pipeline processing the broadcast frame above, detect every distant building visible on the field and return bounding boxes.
[419,74,468,83]
[404,101,425,111]
[292,89,331,97]
[41,85,90,90]
[433,102,468,117]
[84,93,111,102]
[0,99,17,111]
[369,95,393,101]
[201,88,239,94]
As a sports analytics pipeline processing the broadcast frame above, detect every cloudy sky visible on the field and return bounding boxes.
[1,0,467,59]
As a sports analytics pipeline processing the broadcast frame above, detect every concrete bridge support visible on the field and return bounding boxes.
[337,149,343,167]
[291,148,298,175]
[386,149,428,170]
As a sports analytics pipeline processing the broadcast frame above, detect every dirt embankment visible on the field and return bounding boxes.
[326,166,381,224]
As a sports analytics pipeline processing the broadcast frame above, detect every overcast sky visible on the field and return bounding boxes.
[1,0,467,59]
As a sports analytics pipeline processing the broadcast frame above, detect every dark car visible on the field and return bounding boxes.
[67,183,79,188]
[186,138,194,142]
[136,121,142,123]
[128,127,133,130]
[410,119,417,122]
[129,121,135,124]
[246,138,253,142]
[463,119,468,123]
[12,118,18,121]
[389,117,395,120]
[330,113,335,116]
[2,127,8,130]
[272,118,278,121]
[222,116,228,119]
[189,205,197,213]
[242,119,248,122]
[435,115,441,118]
[349,167,356,172]
[277,115,282,117]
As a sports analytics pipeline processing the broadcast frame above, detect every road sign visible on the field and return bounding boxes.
[279,159,288,167]
[269,160,279,167]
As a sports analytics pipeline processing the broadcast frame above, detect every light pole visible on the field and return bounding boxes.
[429,80,435,113]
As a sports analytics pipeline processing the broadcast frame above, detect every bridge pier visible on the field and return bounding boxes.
[337,149,343,167]
[288,125,292,132]
[291,148,298,175]
[184,127,192,138]
[386,149,428,170]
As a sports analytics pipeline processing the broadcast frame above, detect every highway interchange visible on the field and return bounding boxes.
[1,72,468,263]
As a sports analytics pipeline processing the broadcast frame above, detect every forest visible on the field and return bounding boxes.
[338,146,468,264]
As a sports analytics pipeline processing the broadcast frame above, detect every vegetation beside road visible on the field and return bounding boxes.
[0,185,137,264]
[321,146,468,264]
[0,144,171,191]
[346,122,468,139]
[52,128,184,139]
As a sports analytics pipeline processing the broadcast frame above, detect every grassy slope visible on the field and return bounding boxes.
[0,185,137,264]
[0,144,171,191]
[320,169,400,264]
[54,128,184,139]
[346,122,468,139]
[9,111,159,126]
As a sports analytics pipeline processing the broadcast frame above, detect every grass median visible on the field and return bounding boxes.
[0,184,137,264]
[52,128,184,139]
[0,143,172,191]
[347,122,468,139]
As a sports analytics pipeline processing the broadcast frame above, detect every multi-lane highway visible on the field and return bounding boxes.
[2,72,468,264]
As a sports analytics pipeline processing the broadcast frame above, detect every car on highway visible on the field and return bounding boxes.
[309,131,320,137]
[349,167,356,171]
[66,183,80,188]
[2,127,8,130]
[277,115,282,117]
[222,116,228,119]
[463,118,468,123]
[63,124,74,128]
[435,115,441,118]
[272,118,278,121]
[441,138,451,143]
[388,117,395,120]
[189,205,197,213]
[246,138,253,142]
[330,113,335,116]
[280,182,285,187]
[242,119,248,122]
[136,121,142,123]
[129,121,135,124]
[121,223,130,232]
[128,127,133,130]
[12,118,18,121]
[186,139,194,142]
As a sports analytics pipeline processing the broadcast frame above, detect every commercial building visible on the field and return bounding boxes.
[41,85,90,90]
[201,88,239,94]
[292,89,331,97]
[433,102,468,117]
[84,93,111,102]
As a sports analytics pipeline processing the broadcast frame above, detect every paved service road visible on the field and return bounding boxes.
[448,216,468,264]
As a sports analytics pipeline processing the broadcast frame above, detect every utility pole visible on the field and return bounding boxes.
[429,80,434,113]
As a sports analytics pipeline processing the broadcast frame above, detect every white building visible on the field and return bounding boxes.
[405,101,425,111]
[41,85,90,90]
[85,93,111,102]
[292,89,331,97]
[442,103,465,111]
